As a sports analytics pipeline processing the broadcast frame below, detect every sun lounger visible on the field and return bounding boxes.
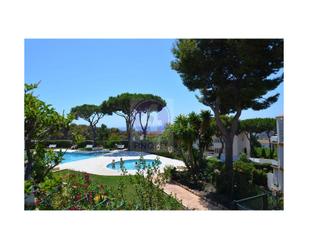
[115,144,125,149]
[48,144,57,149]
[85,144,93,150]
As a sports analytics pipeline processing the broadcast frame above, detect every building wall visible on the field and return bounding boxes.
[269,116,284,192]
[211,132,250,161]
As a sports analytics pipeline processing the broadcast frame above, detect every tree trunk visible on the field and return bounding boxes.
[212,103,241,200]
[224,132,234,172]
[126,121,132,151]
[25,147,33,180]
[224,132,235,199]
[143,129,147,141]
[91,126,97,147]
[245,132,254,157]
[266,132,272,153]
[139,112,149,141]
[218,137,224,160]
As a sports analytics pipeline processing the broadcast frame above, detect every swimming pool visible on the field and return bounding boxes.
[61,152,105,164]
[106,159,161,170]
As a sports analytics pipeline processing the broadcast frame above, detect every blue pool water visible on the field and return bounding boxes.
[107,159,161,170]
[61,152,105,164]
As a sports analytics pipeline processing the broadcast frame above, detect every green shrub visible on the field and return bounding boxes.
[261,148,267,158]
[151,150,182,160]
[254,147,277,159]
[104,139,128,149]
[252,169,267,187]
[253,162,273,173]
[28,157,183,210]
[205,157,224,183]
[213,158,269,200]
[163,166,176,183]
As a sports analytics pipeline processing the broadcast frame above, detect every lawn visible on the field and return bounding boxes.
[54,169,184,210]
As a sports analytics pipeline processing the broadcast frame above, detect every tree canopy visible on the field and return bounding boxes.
[240,118,276,156]
[70,104,111,146]
[135,94,166,139]
[102,93,166,150]
[171,39,283,115]
[25,83,72,182]
[171,39,283,195]
[169,111,214,177]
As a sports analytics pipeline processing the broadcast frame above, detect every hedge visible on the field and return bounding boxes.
[77,140,94,148]
[104,140,128,149]
[44,140,73,148]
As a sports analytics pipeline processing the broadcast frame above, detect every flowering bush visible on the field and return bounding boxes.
[27,157,183,210]
[29,173,124,210]
[122,156,182,210]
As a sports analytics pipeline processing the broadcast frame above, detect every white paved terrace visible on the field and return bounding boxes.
[57,150,186,176]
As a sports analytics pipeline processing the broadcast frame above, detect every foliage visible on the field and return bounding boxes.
[151,150,182,160]
[210,115,235,159]
[70,104,111,146]
[102,93,146,150]
[163,166,176,183]
[71,129,86,146]
[69,124,92,140]
[213,156,269,199]
[240,118,276,156]
[44,139,73,148]
[171,39,283,193]
[123,156,182,210]
[135,94,166,139]
[261,148,267,158]
[97,124,109,144]
[76,140,94,148]
[169,111,214,181]
[98,127,127,149]
[24,83,72,182]
[28,157,183,210]
[254,147,277,159]
[102,93,166,150]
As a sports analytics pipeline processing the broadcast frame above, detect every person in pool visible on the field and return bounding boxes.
[111,159,115,169]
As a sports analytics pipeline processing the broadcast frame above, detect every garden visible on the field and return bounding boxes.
[25,39,284,210]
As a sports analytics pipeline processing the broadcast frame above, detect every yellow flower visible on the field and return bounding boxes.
[94,194,101,203]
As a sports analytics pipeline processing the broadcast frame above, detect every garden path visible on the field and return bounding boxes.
[163,183,221,210]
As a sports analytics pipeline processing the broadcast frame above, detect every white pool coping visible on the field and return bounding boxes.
[57,150,186,176]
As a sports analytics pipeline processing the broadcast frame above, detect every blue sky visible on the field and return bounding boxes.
[24,39,283,129]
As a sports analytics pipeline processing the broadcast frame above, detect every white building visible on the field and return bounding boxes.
[208,132,251,161]
[267,116,284,192]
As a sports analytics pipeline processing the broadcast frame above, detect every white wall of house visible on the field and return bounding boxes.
[267,116,284,192]
[210,132,250,161]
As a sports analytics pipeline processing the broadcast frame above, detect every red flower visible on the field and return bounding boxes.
[75,193,81,201]
[83,173,90,185]
[34,198,41,206]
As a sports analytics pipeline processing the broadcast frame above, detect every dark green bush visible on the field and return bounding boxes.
[205,157,224,183]
[44,140,73,148]
[253,163,273,173]
[252,169,267,187]
[214,158,268,200]
[254,147,277,159]
[105,140,128,149]
[261,148,267,158]
[150,150,182,160]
